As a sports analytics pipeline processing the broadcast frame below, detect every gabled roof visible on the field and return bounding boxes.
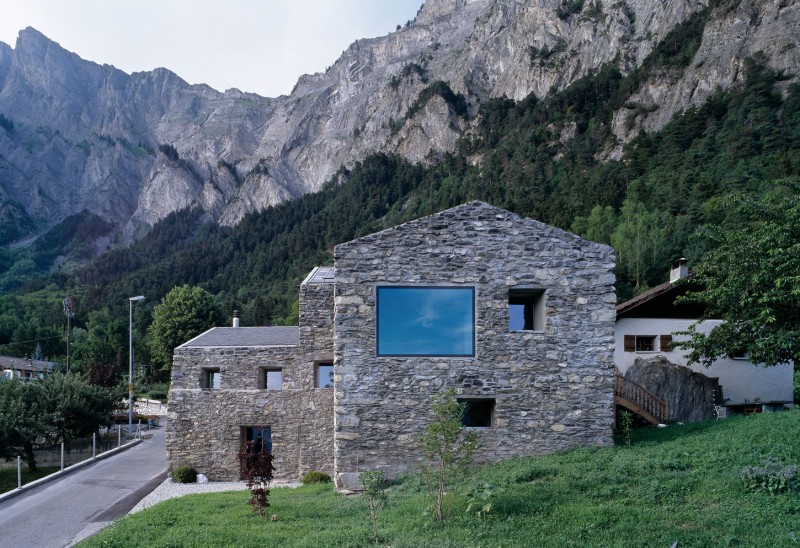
[0,355,56,373]
[616,275,704,320]
[180,326,299,348]
[334,200,611,254]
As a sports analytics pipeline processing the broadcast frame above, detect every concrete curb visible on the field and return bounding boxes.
[0,438,143,504]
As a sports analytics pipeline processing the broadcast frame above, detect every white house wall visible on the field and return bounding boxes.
[615,317,793,405]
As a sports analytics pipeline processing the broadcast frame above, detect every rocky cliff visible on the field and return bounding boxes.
[0,0,798,245]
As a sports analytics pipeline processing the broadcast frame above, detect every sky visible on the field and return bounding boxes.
[0,0,423,98]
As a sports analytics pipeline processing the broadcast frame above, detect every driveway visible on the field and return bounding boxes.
[0,424,167,547]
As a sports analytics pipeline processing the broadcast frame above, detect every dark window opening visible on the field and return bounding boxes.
[243,426,272,454]
[458,398,495,428]
[508,288,545,331]
[635,336,656,352]
[202,368,220,389]
[316,363,333,389]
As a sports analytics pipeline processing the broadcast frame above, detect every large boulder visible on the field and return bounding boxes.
[624,356,720,423]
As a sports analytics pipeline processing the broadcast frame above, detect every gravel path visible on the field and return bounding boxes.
[130,479,301,514]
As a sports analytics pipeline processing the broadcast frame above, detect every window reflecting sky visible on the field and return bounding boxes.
[377,287,474,356]
[508,303,525,330]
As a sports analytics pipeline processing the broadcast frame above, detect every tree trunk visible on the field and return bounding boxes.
[23,441,38,472]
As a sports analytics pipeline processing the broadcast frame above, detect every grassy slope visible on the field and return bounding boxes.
[81,411,800,547]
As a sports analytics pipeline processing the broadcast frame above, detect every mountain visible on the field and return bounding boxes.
[1,0,797,248]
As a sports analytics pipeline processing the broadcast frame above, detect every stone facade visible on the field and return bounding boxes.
[166,279,335,481]
[333,201,616,488]
[167,201,616,486]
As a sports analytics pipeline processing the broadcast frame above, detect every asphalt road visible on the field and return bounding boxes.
[0,425,167,548]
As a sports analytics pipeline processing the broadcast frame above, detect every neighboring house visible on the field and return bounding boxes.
[167,201,617,488]
[0,355,56,381]
[614,260,794,415]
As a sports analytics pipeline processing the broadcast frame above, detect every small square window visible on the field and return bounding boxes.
[458,398,495,428]
[202,368,220,389]
[508,288,545,331]
[262,369,282,390]
[635,336,656,352]
[316,363,333,389]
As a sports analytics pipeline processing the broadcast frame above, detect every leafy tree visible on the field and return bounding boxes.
[0,379,47,471]
[571,204,617,245]
[675,183,800,367]
[148,285,225,377]
[611,199,669,291]
[0,374,114,471]
[73,307,127,369]
[419,389,478,521]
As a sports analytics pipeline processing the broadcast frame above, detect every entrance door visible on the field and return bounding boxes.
[243,426,272,453]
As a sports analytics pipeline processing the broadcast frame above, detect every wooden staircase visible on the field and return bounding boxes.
[615,371,669,425]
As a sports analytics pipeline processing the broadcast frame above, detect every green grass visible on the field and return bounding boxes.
[0,465,60,494]
[81,410,800,547]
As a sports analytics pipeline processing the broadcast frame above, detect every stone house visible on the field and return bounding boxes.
[166,201,617,488]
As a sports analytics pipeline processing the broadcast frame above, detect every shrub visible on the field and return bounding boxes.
[172,465,197,483]
[740,457,799,495]
[301,470,332,485]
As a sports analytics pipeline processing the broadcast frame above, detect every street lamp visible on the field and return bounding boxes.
[129,295,145,435]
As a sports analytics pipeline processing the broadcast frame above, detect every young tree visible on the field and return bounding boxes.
[148,285,225,378]
[676,183,800,367]
[238,441,275,516]
[359,470,388,542]
[419,389,478,521]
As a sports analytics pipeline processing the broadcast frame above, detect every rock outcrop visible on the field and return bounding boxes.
[0,0,798,245]
[625,355,720,423]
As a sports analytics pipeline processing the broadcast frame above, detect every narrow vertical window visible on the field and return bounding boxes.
[316,363,334,388]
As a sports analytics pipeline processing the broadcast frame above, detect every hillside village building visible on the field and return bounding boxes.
[615,260,794,416]
[166,202,618,488]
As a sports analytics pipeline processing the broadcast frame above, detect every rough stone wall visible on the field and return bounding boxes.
[332,201,616,487]
[298,282,336,472]
[166,282,335,481]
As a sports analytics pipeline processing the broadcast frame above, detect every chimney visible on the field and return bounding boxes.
[670,258,688,283]
[232,310,240,328]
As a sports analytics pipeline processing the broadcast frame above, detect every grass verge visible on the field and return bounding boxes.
[0,465,60,494]
[81,410,800,547]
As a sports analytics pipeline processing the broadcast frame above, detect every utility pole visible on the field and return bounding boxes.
[63,295,74,373]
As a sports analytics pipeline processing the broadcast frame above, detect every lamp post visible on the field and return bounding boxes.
[129,295,145,435]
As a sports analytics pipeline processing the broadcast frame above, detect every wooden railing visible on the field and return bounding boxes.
[615,372,669,425]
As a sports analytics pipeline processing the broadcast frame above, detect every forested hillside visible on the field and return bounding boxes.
[1,9,798,375]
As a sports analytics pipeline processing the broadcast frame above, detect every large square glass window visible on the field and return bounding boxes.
[377,286,475,356]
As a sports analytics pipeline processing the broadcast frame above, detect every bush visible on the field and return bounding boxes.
[740,457,799,495]
[172,465,197,483]
[301,470,332,484]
